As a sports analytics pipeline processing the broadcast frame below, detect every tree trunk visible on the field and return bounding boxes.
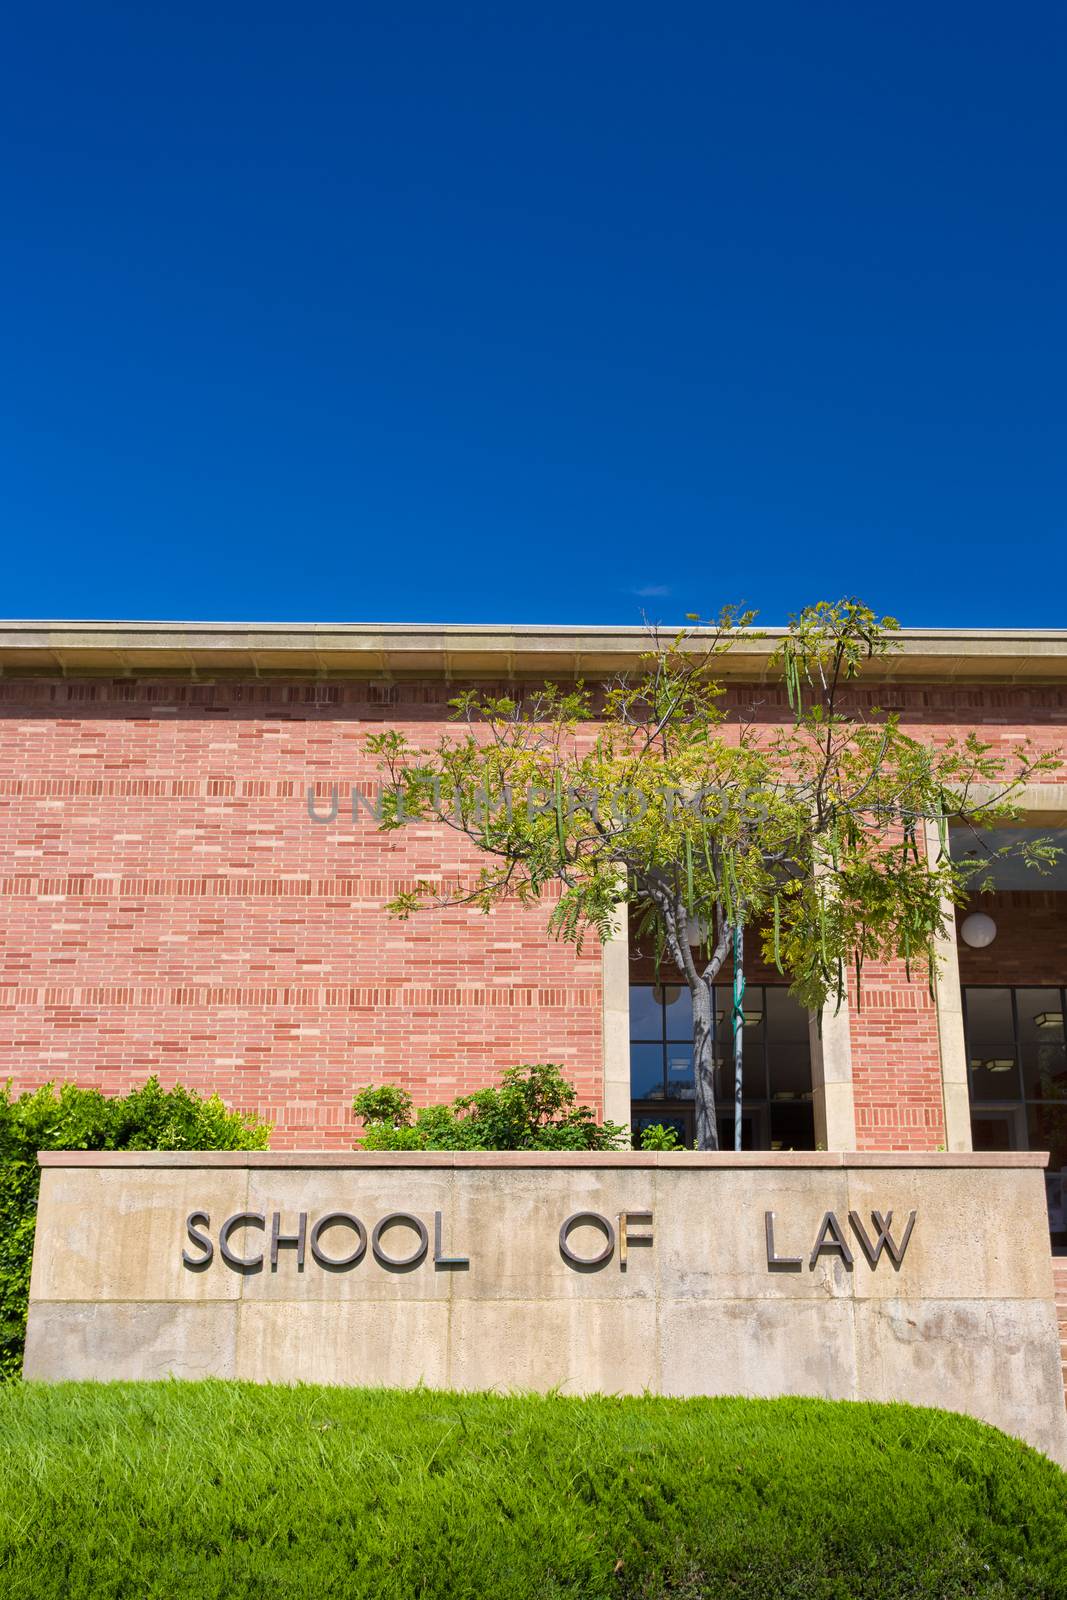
[692,977,719,1151]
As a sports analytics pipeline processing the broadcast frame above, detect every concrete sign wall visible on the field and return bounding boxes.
[24,1149,1067,1465]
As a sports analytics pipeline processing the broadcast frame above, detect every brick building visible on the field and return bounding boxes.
[2,622,1065,1222]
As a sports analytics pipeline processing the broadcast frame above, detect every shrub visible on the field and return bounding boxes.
[0,1077,270,1380]
[353,1064,627,1151]
[637,1122,682,1151]
[1,1383,1065,1599]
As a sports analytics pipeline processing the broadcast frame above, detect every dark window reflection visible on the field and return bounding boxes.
[964,985,1067,1246]
[630,1042,666,1101]
[965,987,1020,1100]
[629,982,813,1149]
[771,1101,816,1152]
[665,1043,694,1100]
[1017,989,1067,1101]
[662,984,693,1039]
[629,985,663,1038]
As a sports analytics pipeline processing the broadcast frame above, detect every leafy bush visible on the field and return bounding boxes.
[1,1383,1065,1599]
[637,1122,682,1151]
[353,1064,627,1151]
[0,1078,270,1380]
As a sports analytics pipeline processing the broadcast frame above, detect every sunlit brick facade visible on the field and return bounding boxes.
[1,622,1065,1165]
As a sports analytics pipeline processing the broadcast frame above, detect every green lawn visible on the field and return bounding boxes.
[1,1383,1065,1599]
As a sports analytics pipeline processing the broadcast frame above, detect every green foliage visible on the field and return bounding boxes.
[353,1064,626,1151]
[1,1382,1065,1599]
[637,1122,682,1151]
[0,1078,269,1381]
[372,599,1061,1013]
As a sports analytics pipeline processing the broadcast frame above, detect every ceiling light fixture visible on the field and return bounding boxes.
[960,912,997,949]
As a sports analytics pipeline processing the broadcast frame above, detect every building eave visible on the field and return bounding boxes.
[0,619,1066,683]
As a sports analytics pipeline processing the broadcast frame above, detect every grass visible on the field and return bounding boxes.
[1,1384,1066,1599]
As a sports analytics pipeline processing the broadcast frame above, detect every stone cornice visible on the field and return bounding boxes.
[37,1148,1051,1169]
[1,620,1066,683]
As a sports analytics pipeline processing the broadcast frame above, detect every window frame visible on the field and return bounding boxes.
[962,983,1067,1143]
[628,980,813,1150]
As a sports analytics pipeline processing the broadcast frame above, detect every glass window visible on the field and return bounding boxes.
[965,986,1014,1047]
[1016,989,1064,1043]
[765,988,811,1099]
[715,986,767,1096]
[965,985,1067,1243]
[1027,1101,1067,1175]
[716,987,766,1037]
[629,984,662,1038]
[629,980,813,1149]
[764,985,810,1041]
[716,1113,759,1151]
[630,1042,665,1100]
[965,987,1020,1100]
[632,1108,691,1145]
[1016,989,1067,1102]
[971,1109,1025,1150]
[770,1100,816,1152]
[661,984,693,1039]
[665,1043,694,1099]
[1026,1044,1067,1106]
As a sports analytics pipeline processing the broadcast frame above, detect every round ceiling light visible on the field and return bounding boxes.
[960,912,997,949]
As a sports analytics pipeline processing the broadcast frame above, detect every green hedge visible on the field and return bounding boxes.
[0,1078,270,1380]
[1,1383,1064,1598]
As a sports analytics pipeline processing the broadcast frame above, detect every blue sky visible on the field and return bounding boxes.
[2,4,1065,627]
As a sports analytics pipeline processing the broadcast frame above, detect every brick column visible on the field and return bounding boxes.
[849,957,946,1151]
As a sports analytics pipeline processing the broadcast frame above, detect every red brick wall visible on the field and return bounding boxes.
[0,678,603,1148]
[849,958,945,1151]
[0,672,1064,1152]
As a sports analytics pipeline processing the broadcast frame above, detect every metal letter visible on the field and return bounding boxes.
[219,1212,265,1270]
[351,786,385,824]
[608,786,648,825]
[306,784,339,823]
[618,1210,653,1269]
[764,1211,802,1270]
[658,785,678,822]
[566,786,600,826]
[371,1212,429,1268]
[526,784,553,821]
[808,1210,854,1270]
[309,1212,367,1269]
[270,1211,307,1270]
[559,1211,615,1268]
[849,1208,916,1269]
[182,1210,213,1269]
[433,1210,469,1267]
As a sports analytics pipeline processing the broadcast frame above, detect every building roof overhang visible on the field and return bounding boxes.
[0,619,1066,684]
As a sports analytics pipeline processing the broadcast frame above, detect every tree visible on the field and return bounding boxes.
[368,600,1061,1150]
